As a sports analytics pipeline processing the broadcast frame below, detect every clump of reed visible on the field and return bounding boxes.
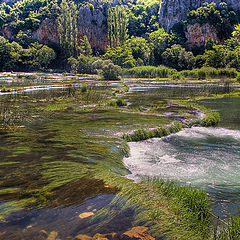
[123,121,183,142]
[144,178,212,239]
[123,66,238,80]
[177,67,237,80]
[123,66,177,78]
[201,111,220,127]
[214,213,240,240]
[109,98,127,107]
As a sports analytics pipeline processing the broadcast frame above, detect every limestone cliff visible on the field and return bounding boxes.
[159,0,240,31]
[185,23,220,48]
[77,1,109,53]
[1,0,240,51]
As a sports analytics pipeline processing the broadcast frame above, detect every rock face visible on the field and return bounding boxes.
[78,2,109,53]
[186,23,220,48]
[1,0,240,51]
[159,0,240,31]
[32,18,59,45]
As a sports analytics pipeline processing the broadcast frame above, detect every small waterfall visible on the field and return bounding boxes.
[123,127,240,217]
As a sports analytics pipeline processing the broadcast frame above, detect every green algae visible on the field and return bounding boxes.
[0,202,22,221]
[0,188,20,195]
[0,74,230,239]
[0,162,19,166]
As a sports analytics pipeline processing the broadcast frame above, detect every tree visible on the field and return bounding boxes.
[162,44,194,71]
[22,42,56,70]
[126,36,150,64]
[108,5,128,48]
[0,37,22,71]
[103,45,136,68]
[226,47,240,71]
[80,35,92,56]
[204,45,226,68]
[58,0,78,60]
[148,28,175,65]
[232,24,240,40]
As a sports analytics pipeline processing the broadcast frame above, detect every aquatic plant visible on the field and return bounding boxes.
[123,65,177,78]
[1,87,11,92]
[201,111,221,127]
[81,84,87,93]
[109,98,127,107]
[124,66,238,80]
[214,214,240,240]
[123,121,183,142]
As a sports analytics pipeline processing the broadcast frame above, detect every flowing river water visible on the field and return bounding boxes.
[0,75,240,239]
[124,97,240,218]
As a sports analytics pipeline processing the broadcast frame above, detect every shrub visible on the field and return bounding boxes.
[1,87,11,93]
[81,84,87,93]
[109,98,127,107]
[100,61,121,80]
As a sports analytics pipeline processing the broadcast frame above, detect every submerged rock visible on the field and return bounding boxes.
[75,234,92,240]
[46,231,59,240]
[93,233,109,240]
[122,226,155,240]
[79,212,95,219]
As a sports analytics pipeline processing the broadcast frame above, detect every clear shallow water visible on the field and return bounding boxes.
[124,97,240,218]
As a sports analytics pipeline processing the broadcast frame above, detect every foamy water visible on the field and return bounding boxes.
[123,127,240,216]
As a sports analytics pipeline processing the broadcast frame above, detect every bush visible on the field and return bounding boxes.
[81,84,87,93]
[100,61,121,80]
[1,87,11,93]
[109,98,127,107]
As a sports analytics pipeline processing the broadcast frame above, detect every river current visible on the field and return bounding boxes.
[123,97,240,218]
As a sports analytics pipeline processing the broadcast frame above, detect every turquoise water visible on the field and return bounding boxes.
[124,97,240,218]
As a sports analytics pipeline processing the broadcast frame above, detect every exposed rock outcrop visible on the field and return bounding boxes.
[32,18,59,45]
[159,0,240,31]
[78,2,109,52]
[185,23,220,48]
[1,0,240,51]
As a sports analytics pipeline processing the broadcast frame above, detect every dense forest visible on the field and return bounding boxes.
[1,0,240,79]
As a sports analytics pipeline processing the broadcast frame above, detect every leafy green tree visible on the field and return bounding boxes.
[103,45,136,68]
[127,1,159,37]
[162,44,194,71]
[226,47,240,71]
[204,45,226,68]
[58,0,78,60]
[108,5,128,48]
[232,24,240,40]
[68,55,98,74]
[80,35,92,56]
[224,37,240,51]
[16,30,34,47]
[187,2,238,40]
[0,36,22,71]
[148,28,175,65]
[22,42,56,70]
[126,36,150,64]
[194,55,207,69]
